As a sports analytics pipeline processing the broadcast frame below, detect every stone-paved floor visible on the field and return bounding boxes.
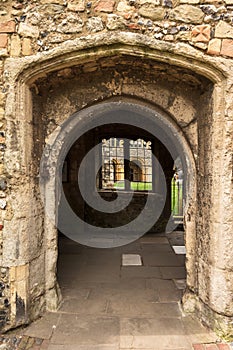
[1,233,232,350]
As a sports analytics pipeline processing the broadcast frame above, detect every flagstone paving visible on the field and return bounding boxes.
[1,233,232,350]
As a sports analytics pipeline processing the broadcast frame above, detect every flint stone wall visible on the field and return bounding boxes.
[0,0,231,340]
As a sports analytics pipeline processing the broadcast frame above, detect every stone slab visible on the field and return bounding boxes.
[120,317,192,349]
[173,245,186,254]
[182,316,218,344]
[140,243,173,253]
[173,278,187,290]
[51,315,120,346]
[23,312,60,339]
[139,236,169,244]
[120,266,161,279]
[146,278,183,302]
[59,297,108,315]
[107,300,181,317]
[142,251,184,267]
[160,266,186,279]
[122,254,142,266]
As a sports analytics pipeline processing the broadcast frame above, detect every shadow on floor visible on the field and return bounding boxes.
[6,232,218,350]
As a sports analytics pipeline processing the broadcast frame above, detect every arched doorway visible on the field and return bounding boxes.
[5,35,232,338]
[40,98,196,290]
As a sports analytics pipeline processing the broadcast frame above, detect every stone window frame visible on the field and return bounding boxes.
[99,136,153,192]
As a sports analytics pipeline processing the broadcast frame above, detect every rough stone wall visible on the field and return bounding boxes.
[0,0,233,57]
[32,59,209,236]
[0,0,232,340]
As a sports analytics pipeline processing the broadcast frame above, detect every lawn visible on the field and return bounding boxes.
[114,181,152,191]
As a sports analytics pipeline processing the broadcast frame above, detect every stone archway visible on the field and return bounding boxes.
[41,97,196,318]
[2,33,232,339]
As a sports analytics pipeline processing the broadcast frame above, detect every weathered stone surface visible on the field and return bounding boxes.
[192,24,210,42]
[215,21,233,39]
[106,14,125,30]
[67,0,85,12]
[127,22,141,30]
[0,34,7,48]
[164,34,174,40]
[168,94,196,127]
[192,41,208,49]
[139,0,161,4]
[10,34,21,57]
[0,20,15,33]
[221,39,233,57]
[86,17,104,32]
[57,15,83,33]
[180,0,200,4]
[41,0,65,3]
[18,23,39,38]
[94,0,115,12]
[22,38,32,56]
[138,5,165,20]
[170,5,204,23]
[176,30,192,40]
[117,0,132,12]
[207,38,221,55]
[0,108,4,120]
[37,4,64,15]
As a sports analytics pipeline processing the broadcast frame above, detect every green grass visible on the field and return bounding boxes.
[114,181,152,191]
[130,182,152,190]
[171,178,183,216]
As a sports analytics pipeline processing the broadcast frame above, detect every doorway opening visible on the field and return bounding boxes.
[48,101,195,347]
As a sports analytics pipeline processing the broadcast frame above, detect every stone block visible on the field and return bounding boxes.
[0,93,5,106]
[176,31,192,41]
[193,345,205,350]
[117,0,132,12]
[106,14,125,30]
[40,0,65,4]
[170,5,204,24]
[38,4,64,15]
[0,21,15,33]
[0,199,6,209]
[207,38,221,55]
[168,94,196,126]
[0,108,4,120]
[164,34,174,41]
[94,0,115,12]
[215,21,233,39]
[67,0,85,12]
[180,0,200,3]
[57,18,83,34]
[221,39,233,58]
[0,34,7,48]
[217,345,231,350]
[86,17,104,32]
[138,5,165,20]
[139,0,161,4]
[192,24,210,42]
[18,23,39,38]
[10,34,21,57]
[22,38,32,56]
[193,41,208,49]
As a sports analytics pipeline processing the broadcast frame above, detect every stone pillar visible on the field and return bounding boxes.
[183,81,233,340]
